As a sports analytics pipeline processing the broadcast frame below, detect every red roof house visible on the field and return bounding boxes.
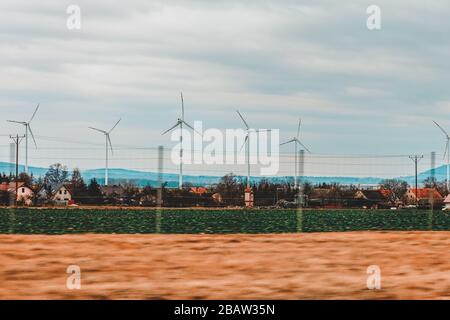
[404,188,443,205]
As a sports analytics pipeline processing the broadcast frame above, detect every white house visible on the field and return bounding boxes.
[0,182,34,205]
[443,194,450,210]
[52,184,73,205]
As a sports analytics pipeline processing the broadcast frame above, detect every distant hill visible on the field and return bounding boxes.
[0,162,48,177]
[397,165,449,185]
[0,162,223,188]
[0,161,446,187]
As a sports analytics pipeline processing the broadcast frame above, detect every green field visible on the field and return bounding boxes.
[0,208,449,234]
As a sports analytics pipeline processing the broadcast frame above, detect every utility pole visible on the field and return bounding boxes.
[409,155,424,206]
[10,135,25,206]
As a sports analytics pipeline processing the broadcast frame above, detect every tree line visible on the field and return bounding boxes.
[0,163,448,207]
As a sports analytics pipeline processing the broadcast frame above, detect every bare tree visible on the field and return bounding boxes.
[423,176,448,196]
[215,173,244,206]
[45,163,69,191]
[379,178,409,203]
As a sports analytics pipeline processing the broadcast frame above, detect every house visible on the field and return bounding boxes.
[0,182,34,205]
[354,189,392,208]
[308,188,355,208]
[190,187,207,195]
[52,184,73,205]
[404,188,443,207]
[100,185,127,204]
[308,188,337,207]
[443,194,450,210]
[100,185,126,197]
[212,193,223,205]
[35,186,52,205]
[0,182,9,194]
[339,189,358,207]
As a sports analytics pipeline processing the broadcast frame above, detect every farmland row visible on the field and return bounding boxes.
[0,208,449,234]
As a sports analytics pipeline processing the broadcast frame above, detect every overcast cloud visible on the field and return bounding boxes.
[1,0,450,166]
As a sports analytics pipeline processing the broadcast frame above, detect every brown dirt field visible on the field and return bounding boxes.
[0,232,449,300]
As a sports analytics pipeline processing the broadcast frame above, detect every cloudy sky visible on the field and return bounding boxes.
[0,1,449,175]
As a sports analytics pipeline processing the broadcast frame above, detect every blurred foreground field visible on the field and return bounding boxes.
[0,232,449,299]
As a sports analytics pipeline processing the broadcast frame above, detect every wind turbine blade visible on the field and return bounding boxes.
[28,125,38,148]
[240,135,249,152]
[181,92,185,121]
[181,121,194,131]
[236,110,250,130]
[88,127,107,134]
[297,118,302,139]
[7,120,27,125]
[280,138,295,146]
[255,129,272,132]
[109,119,121,133]
[107,134,114,155]
[296,139,311,153]
[161,122,180,135]
[433,120,449,138]
[29,103,40,123]
[182,120,202,136]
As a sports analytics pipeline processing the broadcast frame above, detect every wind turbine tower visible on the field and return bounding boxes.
[236,110,271,189]
[89,119,121,186]
[280,118,311,190]
[162,92,199,190]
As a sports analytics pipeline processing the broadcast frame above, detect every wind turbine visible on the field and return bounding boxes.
[89,119,121,186]
[280,118,311,190]
[162,92,199,190]
[236,110,271,189]
[7,103,40,174]
[432,120,450,191]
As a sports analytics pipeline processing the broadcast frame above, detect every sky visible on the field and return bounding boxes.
[0,1,449,176]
